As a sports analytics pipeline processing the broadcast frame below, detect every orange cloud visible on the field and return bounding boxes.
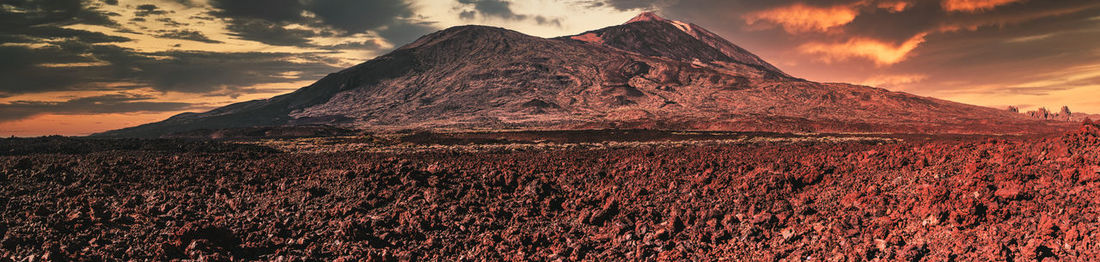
[798,33,928,66]
[942,0,1025,12]
[877,1,911,13]
[743,3,859,33]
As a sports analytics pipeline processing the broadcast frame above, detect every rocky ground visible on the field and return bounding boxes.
[2,123,1099,260]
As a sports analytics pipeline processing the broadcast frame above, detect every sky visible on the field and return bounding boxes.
[1,0,1098,136]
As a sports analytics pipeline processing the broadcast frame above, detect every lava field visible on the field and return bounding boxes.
[2,123,1100,260]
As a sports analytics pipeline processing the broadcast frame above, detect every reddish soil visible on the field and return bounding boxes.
[2,123,1099,260]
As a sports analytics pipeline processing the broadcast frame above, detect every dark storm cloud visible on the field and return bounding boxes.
[456,0,563,26]
[208,0,435,47]
[0,94,193,122]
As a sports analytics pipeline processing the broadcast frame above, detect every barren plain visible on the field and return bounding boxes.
[3,123,1099,260]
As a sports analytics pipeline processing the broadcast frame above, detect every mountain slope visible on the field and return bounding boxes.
[97,13,1063,138]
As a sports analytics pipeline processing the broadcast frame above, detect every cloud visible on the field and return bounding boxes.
[376,20,439,47]
[457,0,563,26]
[209,0,305,22]
[0,0,118,26]
[1004,33,1055,43]
[934,2,1100,33]
[223,18,319,46]
[309,0,417,32]
[942,0,1024,12]
[458,0,522,20]
[207,0,438,49]
[1002,63,1100,95]
[0,93,193,122]
[743,3,859,33]
[1,26,131,44]
[156,30,223,43]
[134,4,168,17]
[0,0,130,45]
[105,50,338,93]
[0,42,339,95]
[596,0,666,11]
[167,0,200,8]
[798,33,927,66]
[876,1,911,13]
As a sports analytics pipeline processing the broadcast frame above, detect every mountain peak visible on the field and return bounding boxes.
[567,13,790,78]
[623,12,698,40]
[626,12,668,24]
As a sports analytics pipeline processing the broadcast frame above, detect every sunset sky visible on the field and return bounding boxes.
[2,0,1099,136]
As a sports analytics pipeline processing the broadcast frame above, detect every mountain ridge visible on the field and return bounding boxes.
[96,13,1070,138]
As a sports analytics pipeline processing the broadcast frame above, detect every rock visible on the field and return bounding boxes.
[1038,216,1060,237]
[1079,166,1100,183]
[995,183,1023,200]
[174,223,240,252]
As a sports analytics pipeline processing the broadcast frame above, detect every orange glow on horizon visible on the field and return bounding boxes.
[0,112,181,137]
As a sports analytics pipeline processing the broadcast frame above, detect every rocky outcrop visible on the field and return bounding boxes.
[1012,105,1098,122]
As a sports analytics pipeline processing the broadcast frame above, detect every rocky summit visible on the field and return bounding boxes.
[98,13,1065,138]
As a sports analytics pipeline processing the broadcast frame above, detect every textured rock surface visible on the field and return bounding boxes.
[5,123,1100,260]
[98,13,1066,138]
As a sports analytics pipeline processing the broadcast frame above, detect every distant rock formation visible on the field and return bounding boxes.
[1010,105,1099,122]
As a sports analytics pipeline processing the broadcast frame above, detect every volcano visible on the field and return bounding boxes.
[98,13,1061,138]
